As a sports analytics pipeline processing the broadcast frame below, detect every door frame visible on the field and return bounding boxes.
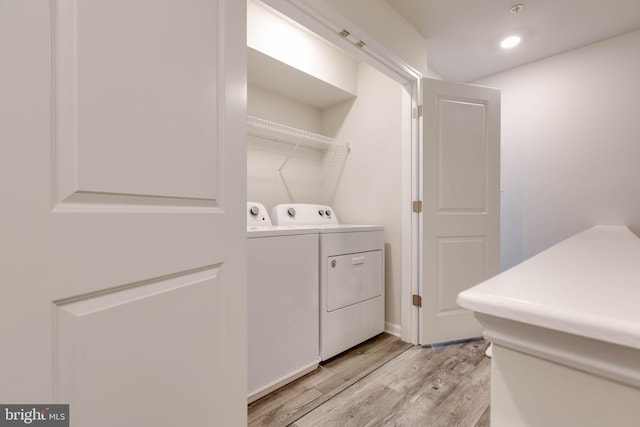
[260,0,423,344]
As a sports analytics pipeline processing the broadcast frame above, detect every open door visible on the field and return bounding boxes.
[420,78,500,345]
[0,1,246,425]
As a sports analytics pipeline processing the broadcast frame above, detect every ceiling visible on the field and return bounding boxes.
[386,0,640,82]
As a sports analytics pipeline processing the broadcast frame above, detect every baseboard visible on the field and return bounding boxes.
[385,321,401,337]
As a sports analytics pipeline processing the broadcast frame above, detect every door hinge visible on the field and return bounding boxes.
[412,294,422,308]
[413,105,423,119]
[412,200,423,213]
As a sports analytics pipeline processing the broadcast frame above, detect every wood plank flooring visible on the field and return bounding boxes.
[248,334,490,427]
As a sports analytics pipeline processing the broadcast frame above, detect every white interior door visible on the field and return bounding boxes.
[0,1,246,426]
[420,78,500,345]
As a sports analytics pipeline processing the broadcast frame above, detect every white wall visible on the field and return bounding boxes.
[325,62,404,328]
[248,84,322,132]
[426,66,444,80]
[476,29,640,270]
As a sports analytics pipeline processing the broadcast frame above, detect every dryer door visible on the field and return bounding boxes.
[327,250,383,312]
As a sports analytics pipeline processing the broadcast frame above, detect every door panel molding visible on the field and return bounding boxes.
[437,97,488,213]
[52,0,224,211]
[437,236,487,314]
[54,265,223,424]
[51,191,219,213]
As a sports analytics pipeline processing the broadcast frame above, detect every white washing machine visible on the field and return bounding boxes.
[272,204,385,361]
[246,202,320,403]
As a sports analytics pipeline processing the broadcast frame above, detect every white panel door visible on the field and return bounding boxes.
[420,78,500,345]
[0,1,246,426]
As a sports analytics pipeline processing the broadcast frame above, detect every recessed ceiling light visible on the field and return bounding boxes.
[500,35,521,49]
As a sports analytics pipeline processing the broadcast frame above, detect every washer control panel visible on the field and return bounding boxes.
[272,204,339,226]
[247,202,272,227]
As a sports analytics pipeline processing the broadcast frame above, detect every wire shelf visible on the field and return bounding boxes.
[247,115,351,204]
[247,116,349,150]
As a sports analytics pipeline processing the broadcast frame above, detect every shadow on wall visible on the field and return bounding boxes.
[321,98,356,136]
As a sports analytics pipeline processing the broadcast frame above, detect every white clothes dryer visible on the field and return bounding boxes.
[246,202,320,402]
[272,204,385,361]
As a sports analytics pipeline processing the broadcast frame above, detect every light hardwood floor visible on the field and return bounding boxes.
[248,333,490,427]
